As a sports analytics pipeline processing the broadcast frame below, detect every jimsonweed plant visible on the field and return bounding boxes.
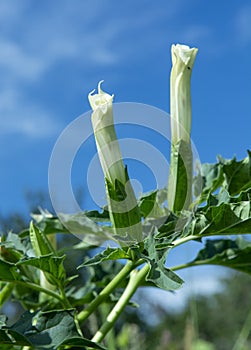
[0,43,251,350]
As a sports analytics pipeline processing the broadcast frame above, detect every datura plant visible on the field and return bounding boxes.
[0,44,251,350]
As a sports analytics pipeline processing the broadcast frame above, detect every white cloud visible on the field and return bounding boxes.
[0,0,201,78]
[0,89,60,138]
[0,2,119,85]
[0,0,214,87]
[0,0,216,138]
[0,38,47,82]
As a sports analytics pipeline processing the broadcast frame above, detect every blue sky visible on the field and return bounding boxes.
[0,0,251,311]
[0,0,250,216]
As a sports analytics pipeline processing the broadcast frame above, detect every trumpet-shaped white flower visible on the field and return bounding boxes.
[168,44,198,213]
[170,44,198,144]
[89,82,142,243]
[89,81,126,185]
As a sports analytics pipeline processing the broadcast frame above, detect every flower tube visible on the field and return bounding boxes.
[88,82,142,243]
[168,44,198,212]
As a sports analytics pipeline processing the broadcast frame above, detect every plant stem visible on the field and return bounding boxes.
[14,280,65,305]
[100,303,117,350]
[171,259,217,272]
[172,235,200,248]
[59,284,72,309]
[91,263,149,343]
[0,283,14,308]
[77,260,137,324]
[171,262,194,271]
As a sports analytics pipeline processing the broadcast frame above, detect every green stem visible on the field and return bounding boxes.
[14,280,66,305]
[171,259,219,272]
[59,284,72,309]
[91,263,150,343]
[171,262,194,271]
[172,235,200,248]
[0,283,14,308]
[77,260,137,324]
[100,303,117,350]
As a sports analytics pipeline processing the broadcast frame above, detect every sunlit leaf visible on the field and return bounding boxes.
[17,254,66,283]
[78,247,130,268]
[142,234,183,291]
[193,162,223,201]
[220,150,251,195]
[189,237,251,275]
[30,222,56,257]
[191,189,251,236]
[168,140,193,212]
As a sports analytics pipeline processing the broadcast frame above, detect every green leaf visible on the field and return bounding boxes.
[142,234,183,291]
[30,222,56,257]
[0,312,32,346]
[168,140,193,212]
[191,190,251,236]
[0,329,32,346]
[220,150,251,195]
[58,212,111,245]
[0,232,39,284]
[146,260,184,291]
[139,191,157,218]
[139,190,169,227]
[0,259,19,282]
[105,168,142,242]
[59,337,107,349]
[78,247,130,268]
[27,310,79,349]
[156,212,180,238]
[17,254,66,283]
[85,208,110,222]
[193,162,224,202]
[2,309,83,349]
[194,152,251,204]
[33,215,70,235]
[32,208,110,236]
[189,237,251,275]
[0,232,32,263]
[0,232,28,254]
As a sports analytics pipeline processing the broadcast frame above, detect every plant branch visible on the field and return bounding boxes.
[172,235,200,248]
[171,259,218,272]
[14,280,65,305]
[77,260,137,324]
[91,263,150,344]
[59,284,72,309]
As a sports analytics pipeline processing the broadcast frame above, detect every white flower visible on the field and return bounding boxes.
[88,82,142,243]
[170,44,198,144]
[88,81,126,185]
[168,44,198,213]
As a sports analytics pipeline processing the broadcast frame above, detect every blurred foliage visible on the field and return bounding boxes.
[117,272,251,349]
[1,190,251,349]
